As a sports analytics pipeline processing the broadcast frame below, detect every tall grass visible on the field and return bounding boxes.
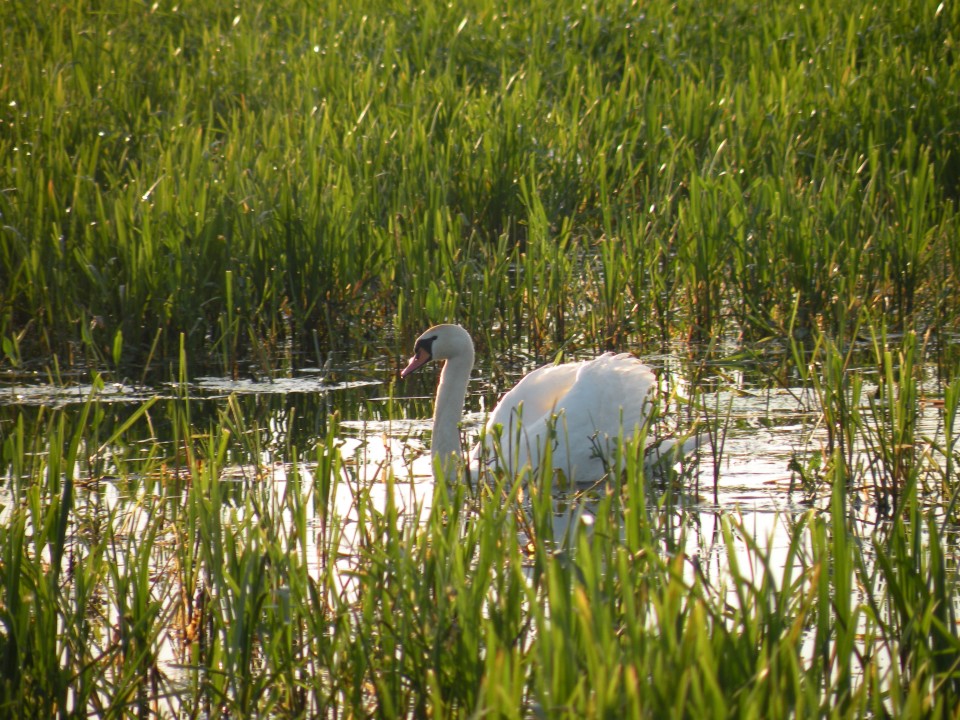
[1,386,957,717]
[788,317,960,519]
[1,0,958,372]
[2,0,959,716]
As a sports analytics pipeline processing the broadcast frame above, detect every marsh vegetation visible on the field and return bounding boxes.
[1,0,959,716]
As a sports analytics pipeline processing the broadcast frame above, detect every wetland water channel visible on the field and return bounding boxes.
[1,344,957,712]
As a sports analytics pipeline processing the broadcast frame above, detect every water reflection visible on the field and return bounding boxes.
[1,349,952,528]
[1,349,957,711]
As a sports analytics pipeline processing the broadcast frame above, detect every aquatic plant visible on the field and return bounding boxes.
[1,379,958,717]
[1,0,957,373]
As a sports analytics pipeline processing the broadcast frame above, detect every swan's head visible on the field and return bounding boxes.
[400,324,474,378]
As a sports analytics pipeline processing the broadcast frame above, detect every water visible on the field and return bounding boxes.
[0,346,951,552]
[1,346,957,713]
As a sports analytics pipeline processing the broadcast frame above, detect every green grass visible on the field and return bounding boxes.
[2,0,960,716]
[1,0,958,371]
[1,384,958,717]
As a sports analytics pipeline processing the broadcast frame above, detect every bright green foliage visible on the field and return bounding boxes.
[2,0,959,715]
[1,0,958,371]
[1,386,958,717]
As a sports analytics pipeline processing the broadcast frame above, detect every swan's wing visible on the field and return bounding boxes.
[483,360,585,432]
[469,360,583,471]
[544,353,656,479]
[524,353,656,482]
[557,353,656,441]
[475,353,657,483]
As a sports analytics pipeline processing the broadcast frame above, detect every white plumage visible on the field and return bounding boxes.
[401,324,669,483]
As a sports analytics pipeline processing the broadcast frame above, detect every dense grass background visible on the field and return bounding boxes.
[2,2,960,716]
[1,0,958,372]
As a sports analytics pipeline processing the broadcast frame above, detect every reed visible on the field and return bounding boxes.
[2,0,959,715]
[1,0,958,372]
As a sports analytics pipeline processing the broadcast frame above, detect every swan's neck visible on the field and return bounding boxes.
[432,349,473,476]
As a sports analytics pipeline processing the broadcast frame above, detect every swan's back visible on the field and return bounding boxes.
[483,360,585,431]
[472,352,656,482]
[557,352,656,440]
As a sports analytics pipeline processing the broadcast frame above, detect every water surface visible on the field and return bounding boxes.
[1,345,956,710]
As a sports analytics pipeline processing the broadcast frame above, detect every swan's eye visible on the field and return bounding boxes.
[414,335,437,359]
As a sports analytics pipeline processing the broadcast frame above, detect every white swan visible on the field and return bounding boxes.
[401,324,686,483]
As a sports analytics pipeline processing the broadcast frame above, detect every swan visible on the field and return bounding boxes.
[400,324,689,483]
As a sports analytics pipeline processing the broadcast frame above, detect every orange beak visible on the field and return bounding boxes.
[400,347,432,378]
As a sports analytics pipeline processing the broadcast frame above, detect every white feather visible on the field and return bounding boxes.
[401,324,691,484]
